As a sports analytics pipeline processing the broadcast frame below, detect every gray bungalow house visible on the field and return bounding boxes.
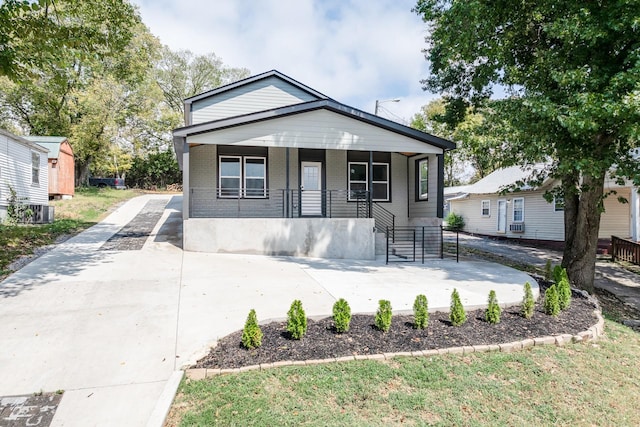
[173,70,455,259]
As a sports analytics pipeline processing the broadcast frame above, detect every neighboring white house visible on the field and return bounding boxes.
[0,129,50,222]
[446,165,640,243]
[173,70,456,259]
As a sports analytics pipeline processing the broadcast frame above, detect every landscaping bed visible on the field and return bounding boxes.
[195,282,599,369]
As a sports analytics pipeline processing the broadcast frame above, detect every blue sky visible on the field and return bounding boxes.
[130,0,438,123]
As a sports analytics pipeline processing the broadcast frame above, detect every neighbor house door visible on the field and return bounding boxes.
[497,199,507,233]
[301,161,322,216]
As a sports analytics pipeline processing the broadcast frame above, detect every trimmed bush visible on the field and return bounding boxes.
[485,290,501,324]
[449,289,467,326]
[413,294,429,329]
[375,300,393,332]
[332,298,352,333]
[241,309,263,349]
[544,259,552,281]
[286,300,308,340]
[445,212,465,231]
[521,282,535,319]
[558,276,572,310]
[544,285,560,316]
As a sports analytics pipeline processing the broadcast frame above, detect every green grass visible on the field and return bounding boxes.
[168,321,640,426]
[1,187,138,278]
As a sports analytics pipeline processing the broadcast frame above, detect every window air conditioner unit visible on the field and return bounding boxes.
[509,222,525,233]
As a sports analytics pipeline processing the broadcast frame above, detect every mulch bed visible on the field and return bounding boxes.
[196,283,600,369]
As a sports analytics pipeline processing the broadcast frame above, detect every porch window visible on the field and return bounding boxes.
[481,200,490,217]
[32,151,40,185]
[219,155,266,198]
[554,196,564,211]
[416,158,429,200]
[348,162,389,201]
[513,197,524,222]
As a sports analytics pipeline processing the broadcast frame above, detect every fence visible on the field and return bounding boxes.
[386,226,459,264]
[612,235,640,266]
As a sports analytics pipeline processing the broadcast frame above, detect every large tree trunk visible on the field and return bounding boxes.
[561,171,606,294]
[75,156,93,187]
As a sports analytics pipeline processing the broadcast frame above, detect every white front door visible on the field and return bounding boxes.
[301,161,322,216]
[497,200,507,233]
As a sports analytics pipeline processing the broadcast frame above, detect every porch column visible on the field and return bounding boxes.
[285,147,290,218]
[368,151,373,218]
[182,143,190,221]
[632,187,639,242]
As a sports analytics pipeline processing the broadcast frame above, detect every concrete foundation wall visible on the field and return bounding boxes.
[184,217,376,259]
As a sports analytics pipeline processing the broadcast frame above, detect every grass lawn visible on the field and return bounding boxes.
[167,320,640,426]
[0,187,138,278]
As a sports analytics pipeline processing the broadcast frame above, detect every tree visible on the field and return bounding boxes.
[414,0,640,293]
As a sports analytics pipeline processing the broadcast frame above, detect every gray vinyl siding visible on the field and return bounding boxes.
[408,155,438,219]
[325,150,345,191]
[0,132,48,209]
[191,76,319,124]
[188,109,444,155]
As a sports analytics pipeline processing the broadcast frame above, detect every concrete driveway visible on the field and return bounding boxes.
[0,194,536,426]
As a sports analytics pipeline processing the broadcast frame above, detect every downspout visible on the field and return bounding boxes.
[285,147,290,218]
[632,187,639,242]
[437,152,444,219]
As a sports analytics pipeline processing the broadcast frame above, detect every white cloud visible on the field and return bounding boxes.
[131,0,438,119]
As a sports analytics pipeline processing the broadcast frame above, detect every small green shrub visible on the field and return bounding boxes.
[413,294,429,329]
[375,300,393,332]
[332,298,352,333]
[558,277,572,310]
[544,259,552,281]
[485,290,501,324]
[553,265,568,284]
[241,309,263,349]
[544,285,560,316]
[449,289,467,326]
[445,212,465,231]
[286,300,307,340]
[521,282,535,319]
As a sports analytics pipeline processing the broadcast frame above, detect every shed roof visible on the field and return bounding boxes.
[23,136,69,159]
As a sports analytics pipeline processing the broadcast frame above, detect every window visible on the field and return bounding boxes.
[512,197,524,222]
[481,200,490,217]
[416,158,429,200]
[219,155,266,198]
[554,196,564,211]
[31,152,40,185]
[348,162,389,201]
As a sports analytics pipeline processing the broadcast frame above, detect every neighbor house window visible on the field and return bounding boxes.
[554,196,564,211]
[31,152,40,185]
[513,197,524,222]
[348,162,389,201]
[481,200,490,217]
[416,158,429,200]
[219,155,266,198]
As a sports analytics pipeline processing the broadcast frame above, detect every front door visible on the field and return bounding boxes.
[497,199,507,233]
[301,161,322,216]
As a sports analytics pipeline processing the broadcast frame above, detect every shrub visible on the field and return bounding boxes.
[558,276,572,310]
[413,294,429,329]
[241,309,263,349]
[544,285,560,316]
[445,212,465,231]
[553,265,568,284]
[449,289,467,326]
[521,282,535,319]
[375,300,393,332]
[286,300,307,340]
[332,298,352,333]
[544,259,552,281]
[485,290,501,324]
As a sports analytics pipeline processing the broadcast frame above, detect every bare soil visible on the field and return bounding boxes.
[196,282,600,369]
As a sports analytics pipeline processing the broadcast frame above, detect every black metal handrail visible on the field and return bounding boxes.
[372,202,395,239]
[612,235,640,266]
[386,226,459,264]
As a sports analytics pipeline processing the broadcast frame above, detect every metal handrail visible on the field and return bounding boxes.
[386,226,459,264]
[372,202,395,238]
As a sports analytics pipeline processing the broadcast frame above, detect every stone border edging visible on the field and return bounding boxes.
[185,291,604,381]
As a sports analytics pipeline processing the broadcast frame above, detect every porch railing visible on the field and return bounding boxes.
[386,226,459,264]
[612,235,640,266]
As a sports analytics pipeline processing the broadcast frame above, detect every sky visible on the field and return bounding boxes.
[130,0,437,124]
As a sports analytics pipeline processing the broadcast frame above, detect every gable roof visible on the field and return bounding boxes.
[184,70,330,105]
[23,136,69,159]
[0,129,49,153]
[174,98,456,151]
[445,165,550,198]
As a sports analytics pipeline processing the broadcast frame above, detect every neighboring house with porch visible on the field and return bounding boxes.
[445,165,640,244]
[0,129,51,222]
[24,136,75,200]
[173,70,455,259]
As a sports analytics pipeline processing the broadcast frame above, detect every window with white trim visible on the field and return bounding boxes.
[31,151,40,185]
[348,162,389,201]
[481,200,490,217]
[417,158,429,200]
[219,155,266,198]
[513,197,524,222]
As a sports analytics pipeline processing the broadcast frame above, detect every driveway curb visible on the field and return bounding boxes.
[146,370,184,427]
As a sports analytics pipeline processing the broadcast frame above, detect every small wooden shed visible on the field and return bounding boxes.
[24,136,75,199]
